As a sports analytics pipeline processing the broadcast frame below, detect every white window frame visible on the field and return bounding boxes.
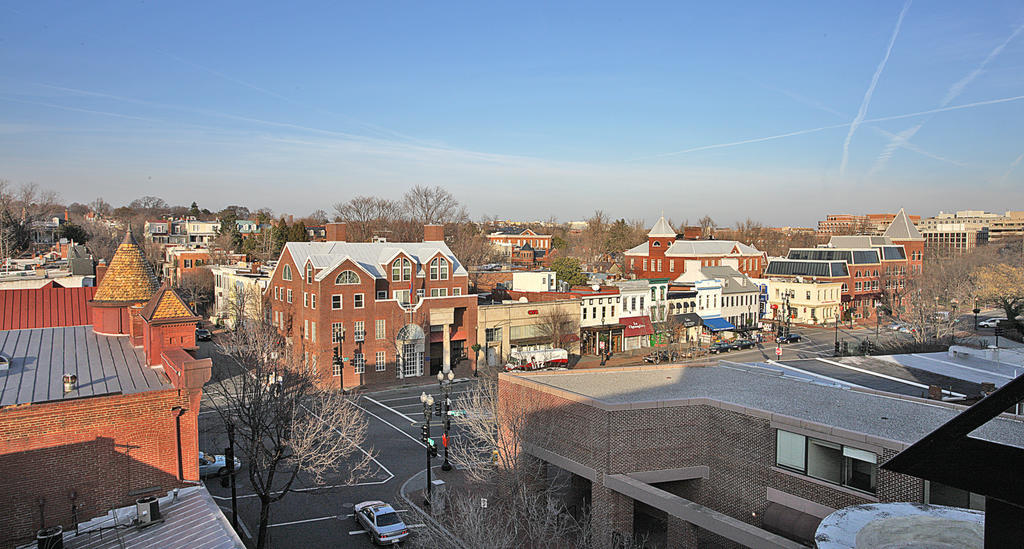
[376,319,385,340]
[353,352,365,374]
[375,351,386,371]
[354,293,364,308]
[332,294,342,310]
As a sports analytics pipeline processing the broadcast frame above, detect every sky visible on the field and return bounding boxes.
[2,1,1024,227]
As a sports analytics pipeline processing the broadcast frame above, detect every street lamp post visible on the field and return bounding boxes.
[834,311,841,357]
[419,392,434,507]
[973,298,980,333]
[333,344,345,395]
[437,368,455,471]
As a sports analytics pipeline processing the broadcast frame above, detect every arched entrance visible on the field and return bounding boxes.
[396,324,425,378]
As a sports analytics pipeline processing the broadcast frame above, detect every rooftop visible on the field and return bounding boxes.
[281,240,469,281]
[626,239,762,257]
[508,363,1024,449]
[883,208,924,241]
[92,229,159,304]
[53,486,244,549]
[0,326,172,407]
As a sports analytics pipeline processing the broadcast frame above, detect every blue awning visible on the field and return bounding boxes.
[700,315,736,332]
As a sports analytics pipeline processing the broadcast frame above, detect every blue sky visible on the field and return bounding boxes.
[2,1,1023,226]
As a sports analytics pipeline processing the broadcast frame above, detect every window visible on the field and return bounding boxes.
[583,308,588,320]
[287,289,293,303]
[631,297,636,311]
[394,290,411,305]
[332,355,341,376]
[669,260,674,272]
[303,292,308,307]
[639,297,644,310]
[377,290,387,300]
[643,258,648,270]
[652,241,661,247]
[303,319,309,340]
[310,321,317,343]
[376,351,386,372]
[855,282,862,291]
[354,294,364,308]
[305,264,313,284]
[775,429,877,494]
[392,258,412,281]
[611,306,615,316]
[453,288,461,296]
[184,259,192,268]
[925,481,986,511]
[376,319,385,339]
[275,286,280,300]
[657,259,662,272]
[332,295,342,309]
[429,258,449,280]
[485,327,502,343]
[311,294,316,309]
[336,270,360,285]
[353,352,365,374]
[430,288,448,297]
[354,321,365,341]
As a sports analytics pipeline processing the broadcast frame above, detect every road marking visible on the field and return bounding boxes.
[208,477,393,501]
[349,530,367,535]
[363,395,418,422]
[349,399,427,448]
[407,523,427,528]
[302,404,395,481]
[375,389,473,404]
[815,358,966,397]
[269,514,346,528]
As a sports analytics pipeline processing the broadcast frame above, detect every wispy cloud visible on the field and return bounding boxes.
[1000,151,1024,183]
[870,21,1024,175]
[839,0,912,177]
[642,93,1024,159]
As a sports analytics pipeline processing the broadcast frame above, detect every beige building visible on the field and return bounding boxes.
[920,210,1024,241]
[477,299,580,366]
[766,279,843,327]
[921,223,988,256]
[210,262,273,328]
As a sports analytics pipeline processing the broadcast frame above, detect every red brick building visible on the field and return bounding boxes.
[817,212,922,236]
[765,211,924,322]
[0,229,210,547]
[266,222,478,389]
[624,216,766,280]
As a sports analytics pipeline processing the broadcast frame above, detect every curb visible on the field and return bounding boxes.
[399,467,467,549]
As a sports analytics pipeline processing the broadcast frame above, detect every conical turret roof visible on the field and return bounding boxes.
[648,216,676,238]
[93,227,161,303]
[883,208,924,241]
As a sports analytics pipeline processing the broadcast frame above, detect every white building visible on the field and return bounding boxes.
[612,280,653,351]
[186,220,221,244]
[512,271,557,292]
[210,262,273,328]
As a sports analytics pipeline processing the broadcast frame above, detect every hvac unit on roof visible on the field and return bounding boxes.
[135,496,162,525]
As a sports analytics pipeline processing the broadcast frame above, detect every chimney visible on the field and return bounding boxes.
[325,222,347,242]
[424,224,444,242]
[96,258,108,285]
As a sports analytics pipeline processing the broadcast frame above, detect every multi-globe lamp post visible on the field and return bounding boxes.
[437,368,455,471]
[419,391,435,506]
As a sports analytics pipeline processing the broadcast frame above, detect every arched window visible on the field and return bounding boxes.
[873,270,879,277]
[429,258,449,280]
[392,258,412,282]
[652,241,661,247]
[282,264,292,281]
[335,270,360,285]
[841,283,849,292]
[855,271,861,278]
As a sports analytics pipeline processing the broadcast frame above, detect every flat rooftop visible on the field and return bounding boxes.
[509,363,1024,449]
[0,326,172,407]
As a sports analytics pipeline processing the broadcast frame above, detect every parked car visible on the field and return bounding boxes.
[730,338,756,350]
[354,500,410,545]
[778,333,802,343]
[709,342,732,354]
[978,318,1004,328]
[196,328,213,341]
[198,451,241,478]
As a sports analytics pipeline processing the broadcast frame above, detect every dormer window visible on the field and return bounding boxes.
[652,241,661,247]
[392,258,412,282]
[429,258,449,280]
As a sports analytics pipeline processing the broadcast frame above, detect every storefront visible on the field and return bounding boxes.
[621,316,655,351]
[581,325,623,355]
[700,315,736,340]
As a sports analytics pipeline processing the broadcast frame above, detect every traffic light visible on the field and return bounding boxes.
[420,424,429,444]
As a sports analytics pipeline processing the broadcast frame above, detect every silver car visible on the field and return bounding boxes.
[198,451,242,477]
[354,500,409,545]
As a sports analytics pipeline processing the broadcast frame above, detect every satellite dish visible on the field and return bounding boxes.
[518,297,528,303]
[591,284,600,291]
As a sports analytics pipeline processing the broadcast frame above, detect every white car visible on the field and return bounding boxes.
[354,500,409,545]
[978,318,1004,328]
[199,451,242,477]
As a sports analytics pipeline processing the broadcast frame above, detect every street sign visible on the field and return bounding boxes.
[775,346,782,358]
[481,498,488,509]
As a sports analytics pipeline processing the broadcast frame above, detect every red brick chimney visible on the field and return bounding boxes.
[325,222,347,242]
[95,258,108,285]
[423,224,444,242]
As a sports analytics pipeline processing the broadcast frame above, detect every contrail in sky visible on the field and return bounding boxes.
[871,21,1024,175]
[641,93,1024,158]
[1001,152,1024,183]
[839,0,912,177]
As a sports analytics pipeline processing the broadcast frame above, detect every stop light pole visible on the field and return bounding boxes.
[419,392,434,507]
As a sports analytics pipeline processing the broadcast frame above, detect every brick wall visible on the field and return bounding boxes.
[501,376,928,548]
[0,389,194,547]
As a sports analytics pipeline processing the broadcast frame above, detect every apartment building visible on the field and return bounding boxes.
[266,223,478,389]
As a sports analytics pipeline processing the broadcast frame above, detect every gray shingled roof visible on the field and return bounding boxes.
[647,216,676,237]
[511,364,1024,448]
[625,240,762,256]
[0,326,170,406]
[281,241,468,282]
[883,208,924,240]
[699,266,759,294]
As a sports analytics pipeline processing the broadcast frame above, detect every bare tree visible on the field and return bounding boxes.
[176,268,214,315]
[402,185,468,225]
[333,195,405,241]
[698,214,716,239]
[534,306,580,353]
[225,283,263,330]
[206,321,374,549]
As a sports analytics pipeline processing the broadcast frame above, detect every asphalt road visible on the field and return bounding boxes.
[196,337,476,548]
